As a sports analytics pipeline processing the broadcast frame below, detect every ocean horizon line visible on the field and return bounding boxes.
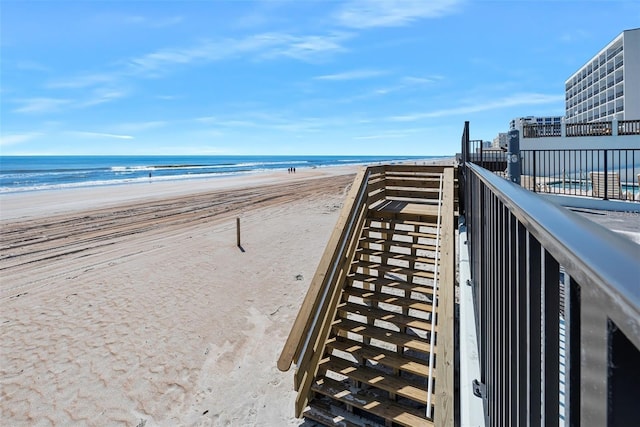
[0,154,452,194]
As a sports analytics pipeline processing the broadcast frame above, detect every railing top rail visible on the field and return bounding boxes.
[520,147,640,151]
[466,162,640,325]
[277,166,370,372]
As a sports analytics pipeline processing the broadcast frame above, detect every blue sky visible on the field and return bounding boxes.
[1,1,639,156]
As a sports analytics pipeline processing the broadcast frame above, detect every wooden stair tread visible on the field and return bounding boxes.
[311,377,434,427]
[383,177,443,189]
[348,272,436,298]
[321,355,433,404]
[371,201,440,215]
[304,401,377,427]
[367,218,438,227]
[333,318,432,353]
[363,225,438,239]
[357,247,436,265]
[338,301,434,332]
[368,209,439,223]
[360,237,437,252]
[343,286,433,312]
[352,260,436,280]
[326,337,432,378]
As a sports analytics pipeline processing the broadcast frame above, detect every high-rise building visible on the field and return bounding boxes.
[492,132,508,150]
[509,116,563,130]
[565,28,640,123]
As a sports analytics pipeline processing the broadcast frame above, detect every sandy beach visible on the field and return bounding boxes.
[0,166,358,426]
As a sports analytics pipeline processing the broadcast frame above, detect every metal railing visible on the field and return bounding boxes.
[523,123,562,138]
[520,120,640,138]
[567,121,613,136]
[463,136,640,202]
[520,148,639,201]
[619,119,640,135]
[460,123,640,426]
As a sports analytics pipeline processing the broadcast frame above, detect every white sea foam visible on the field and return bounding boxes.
[0,170,258,194]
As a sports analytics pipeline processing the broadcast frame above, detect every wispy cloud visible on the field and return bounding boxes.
[11,89,127,114]
[115,121,168,132]
[354,132,406,140]
[0,132,42,147]
[335,0,462,29]
[401,75,442,85]
[125,31,351,76]
[79,88,129,107]
[194,111,340,134]
[354,127,429,140]
[390,93,564,121]
[96,13,184,29]
[68,131,134,140]
[44,30,351,105]
[13,97,72,114]
[261,32,351,62]
[48,73,118,89]
[315,69,387,81]
[333,74,442,103]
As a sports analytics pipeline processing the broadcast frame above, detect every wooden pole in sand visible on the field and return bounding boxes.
[236,217,241,247]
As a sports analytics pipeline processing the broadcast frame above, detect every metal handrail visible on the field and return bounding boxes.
[467,162,639,319]
[465,161,640,425]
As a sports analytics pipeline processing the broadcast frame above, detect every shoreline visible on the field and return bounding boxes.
[0,158,454,221]
[0,155,453,197]
[0,164,359,221]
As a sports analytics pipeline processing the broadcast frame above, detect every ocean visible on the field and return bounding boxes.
[0,155,439,194]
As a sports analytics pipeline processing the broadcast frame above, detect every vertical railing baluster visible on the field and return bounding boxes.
[485,193,498,426]
[604,150,609,200]
[517,223,528,425]
[579,288,608,425]
[498,203,506,425]
[568,278,581,427]
[533,151,537,192]
[544,251,560,426]
[528,234,543,425]
[508,211,518,425]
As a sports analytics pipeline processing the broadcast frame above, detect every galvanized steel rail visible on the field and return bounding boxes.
[462,160,640,426]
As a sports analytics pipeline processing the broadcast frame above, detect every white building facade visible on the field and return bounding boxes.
[510,116,563,130]
[492,132,508,149]
[565,28,640,123]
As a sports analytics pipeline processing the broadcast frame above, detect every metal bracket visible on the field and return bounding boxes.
[472,379,485,398]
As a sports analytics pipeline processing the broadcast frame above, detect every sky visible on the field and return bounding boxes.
[1,1,639,156]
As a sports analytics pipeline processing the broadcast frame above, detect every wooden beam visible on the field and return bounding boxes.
[277,167,367,373]
[435,167,455,426]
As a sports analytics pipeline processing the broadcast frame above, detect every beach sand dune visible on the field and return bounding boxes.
[1,172,355,426]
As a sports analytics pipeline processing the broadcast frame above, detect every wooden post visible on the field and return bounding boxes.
[236,217,241,247]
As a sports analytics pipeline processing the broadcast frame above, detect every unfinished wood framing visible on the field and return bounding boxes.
[278,165,457,426]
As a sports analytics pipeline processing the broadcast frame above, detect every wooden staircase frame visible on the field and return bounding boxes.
[278,165,456,426]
